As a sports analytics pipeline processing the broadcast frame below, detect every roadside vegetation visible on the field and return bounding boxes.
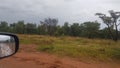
[18,34,120,62]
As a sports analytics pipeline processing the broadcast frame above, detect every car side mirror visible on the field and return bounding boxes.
[0,33,19,59]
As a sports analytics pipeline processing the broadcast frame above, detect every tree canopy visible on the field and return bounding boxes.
[0,14,120,40]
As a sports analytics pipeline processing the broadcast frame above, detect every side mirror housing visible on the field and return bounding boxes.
[0,33,19,59]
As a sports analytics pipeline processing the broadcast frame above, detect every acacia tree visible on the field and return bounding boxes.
[96,10,120,41]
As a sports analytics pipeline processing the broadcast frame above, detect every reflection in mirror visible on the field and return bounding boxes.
[0,35,15,58]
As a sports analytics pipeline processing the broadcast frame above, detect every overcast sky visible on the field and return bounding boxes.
[0,0,120,25]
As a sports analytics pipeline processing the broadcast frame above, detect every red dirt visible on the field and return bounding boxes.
[0,44,120,68]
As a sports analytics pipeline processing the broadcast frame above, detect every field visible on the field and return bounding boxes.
[1,34,120,68]
[19,34,120,62]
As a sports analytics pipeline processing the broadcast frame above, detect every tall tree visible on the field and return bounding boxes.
[25,23,37,34]
[96,10,120,41]
[62,22,70,36]
[54,26,63,36]
[70,23,80,36]
[0,21,9,32]
[80,21,100,38]
[16,21,25,34]
[40,18,58,36]
[37,22,47,35]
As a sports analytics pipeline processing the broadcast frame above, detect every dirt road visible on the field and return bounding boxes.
[0,44,120,68]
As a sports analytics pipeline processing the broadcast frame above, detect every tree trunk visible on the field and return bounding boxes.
[114,22,119,42]
[107,24,114,40]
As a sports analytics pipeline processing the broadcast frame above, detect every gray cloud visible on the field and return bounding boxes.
[0,0,120,26]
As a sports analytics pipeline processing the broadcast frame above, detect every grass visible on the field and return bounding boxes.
[18,34,120,62]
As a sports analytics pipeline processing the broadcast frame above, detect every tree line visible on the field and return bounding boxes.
[0,18,120,40]
[0,10,120,41]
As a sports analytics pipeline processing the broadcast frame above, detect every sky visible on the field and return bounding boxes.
[0,0,120,26]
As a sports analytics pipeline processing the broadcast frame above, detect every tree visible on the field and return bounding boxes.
[96,10,120,41]
[25,23,37,34]
[0,21,9,32]
[10,21,25,34]
[70,23,81,36]
[80,21,100,38]
[16,21,25,34]
[62,22,70,36]
[37,22,47,35]
[40,18,58,36]
[54,26,63,36]
[9,23,15,33]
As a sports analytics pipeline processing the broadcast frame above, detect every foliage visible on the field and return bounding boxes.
[80,21,100,38]
[0,17,120,40]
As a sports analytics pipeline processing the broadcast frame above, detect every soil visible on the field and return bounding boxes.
[0,44,120,68]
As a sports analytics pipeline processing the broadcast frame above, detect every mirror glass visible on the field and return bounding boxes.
[0,35,15,58]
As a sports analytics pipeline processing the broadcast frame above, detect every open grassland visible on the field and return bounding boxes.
[18,34,120,62]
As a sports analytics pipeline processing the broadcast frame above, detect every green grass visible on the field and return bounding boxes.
[18,34,120,62]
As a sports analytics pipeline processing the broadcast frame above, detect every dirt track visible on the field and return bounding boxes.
[0,44,120,68]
